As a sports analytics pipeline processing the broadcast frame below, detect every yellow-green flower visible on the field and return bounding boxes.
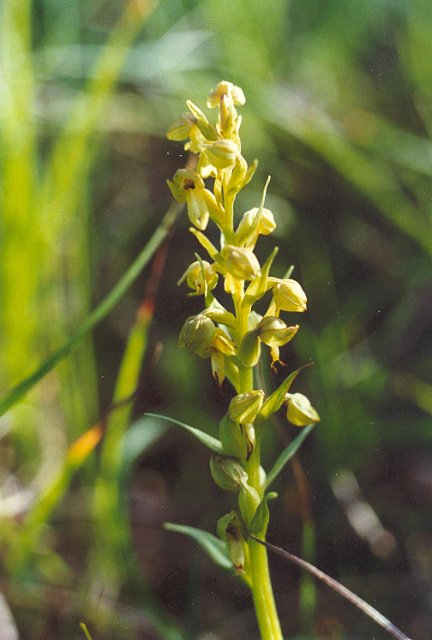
[178,260,218,295]
[235,207,276,248]
[258,316,299,347]
[204,139,238,170]
[178,313,216,358]
[229,390,265,424]
[272,278,307,313]
[167,169,213,230]
[167,112,198,141]
[207,81,246,108]
[285,392,320,426]
[220,245,261,281]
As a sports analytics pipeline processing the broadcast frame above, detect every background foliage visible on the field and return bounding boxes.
[0,1,431,638]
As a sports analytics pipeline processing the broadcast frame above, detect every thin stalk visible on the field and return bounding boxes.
[238,357,282,639]
[246,450,283,639]
[249,539,283,640]
[239,365,254,392]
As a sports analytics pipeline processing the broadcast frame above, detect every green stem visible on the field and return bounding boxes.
[238,361,283,638]
[245,433,283,639]
[229,241,282,640]
[239,365,253,392]
[249,538,283,640]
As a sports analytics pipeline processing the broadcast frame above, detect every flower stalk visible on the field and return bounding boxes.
[167,81,319,640]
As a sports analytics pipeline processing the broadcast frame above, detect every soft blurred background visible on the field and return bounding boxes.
[0,0,431,638]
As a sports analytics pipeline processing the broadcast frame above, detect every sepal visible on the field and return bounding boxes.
[257,316,299,347]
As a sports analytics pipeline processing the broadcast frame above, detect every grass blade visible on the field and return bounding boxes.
[0,202,181,417]
[264,424,315,490]
[249,534,412,640]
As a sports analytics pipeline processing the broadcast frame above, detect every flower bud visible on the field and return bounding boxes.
[207,81,245,108]
[285,392,320,426]
[186,189,210,230]
[229,390,265,424]
[227,153,248,191]
[272,279,307,312]
[204,139,238,170]
[220,245,260,281]
[178,314,216,358]
[258,316,299,347]
[179,260,218,295]
[210,455,248,491]
[235,207,276,247]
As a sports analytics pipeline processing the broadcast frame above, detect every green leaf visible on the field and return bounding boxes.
[265,424,315,489]
[259,364,310,419]
[144,413,224,454]
[121,416,167,482]
[164,523,232,570]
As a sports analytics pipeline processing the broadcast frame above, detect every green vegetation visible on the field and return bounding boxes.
[0,1,430,638]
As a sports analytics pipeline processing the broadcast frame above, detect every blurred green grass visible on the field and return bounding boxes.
[0,1,431,638]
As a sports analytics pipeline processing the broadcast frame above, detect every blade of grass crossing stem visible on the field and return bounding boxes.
[0,202,181,418]
[248,535,412,640]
